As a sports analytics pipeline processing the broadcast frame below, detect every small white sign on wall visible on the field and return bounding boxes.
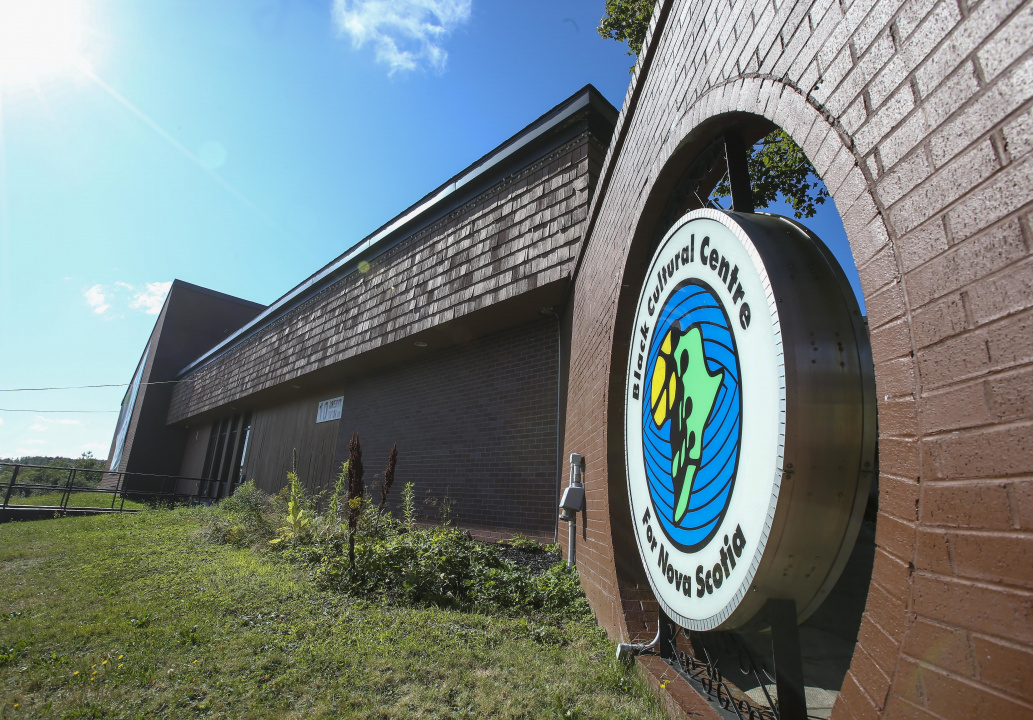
[316,396,343,423]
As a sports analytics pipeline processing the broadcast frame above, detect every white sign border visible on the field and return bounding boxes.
[623,209,787,631]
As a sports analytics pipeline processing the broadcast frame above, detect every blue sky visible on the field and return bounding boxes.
[0,0,861,459]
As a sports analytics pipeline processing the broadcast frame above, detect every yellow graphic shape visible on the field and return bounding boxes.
[650,332,678,427]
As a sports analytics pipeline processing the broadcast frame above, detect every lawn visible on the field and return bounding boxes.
[0,508,667,719]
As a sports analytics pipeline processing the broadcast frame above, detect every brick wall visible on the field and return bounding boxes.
[169,132,603,423]
[327,319,561,537]
[566,0,1033,718]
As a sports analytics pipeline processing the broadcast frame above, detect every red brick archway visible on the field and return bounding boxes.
[564,0,1033,717]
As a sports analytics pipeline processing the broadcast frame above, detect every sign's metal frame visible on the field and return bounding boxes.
[624,209,876,632]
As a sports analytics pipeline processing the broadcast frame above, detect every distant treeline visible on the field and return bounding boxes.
[0,453,107,489]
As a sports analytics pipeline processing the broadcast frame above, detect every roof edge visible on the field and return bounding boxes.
[176,85,617,379]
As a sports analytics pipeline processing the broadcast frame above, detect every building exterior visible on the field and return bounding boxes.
[110,0,1033,712]
[109,86,618,541]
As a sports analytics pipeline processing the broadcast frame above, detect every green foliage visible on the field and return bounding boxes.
[325,460,348,525]
[313,523,591,622]
[506,533,544,551]
[401,480,416,527]
[201,480,276,547]
[258,471,592,623]
[713,129,830,218]
[0,453,107,499]
[218,479,269,520]
[597,0,655,56]
[269,471,311,547]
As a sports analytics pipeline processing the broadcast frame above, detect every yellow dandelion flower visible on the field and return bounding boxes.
[118,655,124,660]
[90,678,95,682]
[91,664,96,669]
[193,660,198,664]
[118,664,124,669]
[102,660,108,665]
[73,671,79,676]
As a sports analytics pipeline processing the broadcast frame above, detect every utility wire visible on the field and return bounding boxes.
[0,380,181,392]
[0,409,119,413]
[0,407,118,413]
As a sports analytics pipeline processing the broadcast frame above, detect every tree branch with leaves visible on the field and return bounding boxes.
[598,0,830,218]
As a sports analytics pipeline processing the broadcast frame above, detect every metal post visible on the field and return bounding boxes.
[110,471,122,510]
[3,465,20,509]
[658,609,678,661]
[724,132,756,214]
[768,598,807,720]
[61,468,76,510]
[567,515,576,568]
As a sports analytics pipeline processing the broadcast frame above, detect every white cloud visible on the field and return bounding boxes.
[23,439,46,445]
[84,284,109,314]
[331,0,471,74]
[28,417,81,430]
[0,417,4,425]
[129,281,172,315]
[83,280,172,316]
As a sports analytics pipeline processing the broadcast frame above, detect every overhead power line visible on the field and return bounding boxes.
[0,380,181,392]
[0,408,119,413]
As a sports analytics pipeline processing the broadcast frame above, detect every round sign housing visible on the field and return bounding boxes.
[623,209,875,631]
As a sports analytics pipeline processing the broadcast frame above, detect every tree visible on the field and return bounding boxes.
[597,0,654,56]
[598,0,830,218]
[712,130,830,218]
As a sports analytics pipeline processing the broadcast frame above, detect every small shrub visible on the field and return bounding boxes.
[220,480,269,520]
[200,481,275,547]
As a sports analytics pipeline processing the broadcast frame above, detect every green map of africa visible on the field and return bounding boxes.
[649,323,724,525]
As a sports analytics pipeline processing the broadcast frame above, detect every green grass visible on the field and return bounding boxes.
[0,508,667,719]
[4,493,149,510]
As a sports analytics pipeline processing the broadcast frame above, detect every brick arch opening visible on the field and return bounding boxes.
[564,0,1033,713]
[591,97,889,711]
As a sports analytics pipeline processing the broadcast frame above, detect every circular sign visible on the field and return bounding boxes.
[625,210,785,631]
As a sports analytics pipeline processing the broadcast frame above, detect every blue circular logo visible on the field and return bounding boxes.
[641,279,742,552]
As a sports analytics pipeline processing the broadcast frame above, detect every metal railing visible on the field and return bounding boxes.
[0,462,231,513]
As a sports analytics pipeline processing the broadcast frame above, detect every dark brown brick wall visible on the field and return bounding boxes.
[565,0,1033,718]
[169,132,603,423]
[216,319,561,536]
[324,318,561,536]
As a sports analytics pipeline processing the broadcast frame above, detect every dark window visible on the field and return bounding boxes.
[200,422,220,479]
[208,418,230,484]
[231,412,253,492]
[219,415,241,488]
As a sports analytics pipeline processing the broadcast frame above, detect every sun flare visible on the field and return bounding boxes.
[0,0,87,87]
